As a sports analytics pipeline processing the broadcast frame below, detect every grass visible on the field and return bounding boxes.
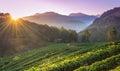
[0,42,120,71]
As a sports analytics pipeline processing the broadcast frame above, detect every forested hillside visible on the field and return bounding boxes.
[0,13,77,56]
[79,7,120,42]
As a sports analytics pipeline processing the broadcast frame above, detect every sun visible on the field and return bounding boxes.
[11,15,21,23]
[12,16,19,20]
[11,14,22,20]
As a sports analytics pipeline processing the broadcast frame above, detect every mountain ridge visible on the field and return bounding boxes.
[23,12,97,32]
[69,12,96,17]
[79,7,120,42]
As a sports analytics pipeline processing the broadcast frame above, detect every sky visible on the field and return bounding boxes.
[0,0,120,19]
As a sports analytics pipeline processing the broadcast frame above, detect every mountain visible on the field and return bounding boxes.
[69,13,92,17]
[23,12,97,32]
[0,13,78,56]
[79,7,120,42]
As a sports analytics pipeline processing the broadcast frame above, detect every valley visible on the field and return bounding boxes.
[0,1,120,71]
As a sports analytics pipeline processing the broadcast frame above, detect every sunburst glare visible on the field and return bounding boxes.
[12,15,20,20]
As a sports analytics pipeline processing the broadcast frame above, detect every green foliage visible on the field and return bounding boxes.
[60,27,77,43]
[81,29,90,42]
[38,45,120,71]
[107,27,117,41]
[12,56,20,61]
[0,42,120,71]
[75,54,120,71]
[110,66,120,71]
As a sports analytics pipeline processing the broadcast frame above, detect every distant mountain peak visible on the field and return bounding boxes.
[43,12,59,15]
[69,13,89,16]
[34,13,40,15]
[101,7,120,17]
[34,12,62,16]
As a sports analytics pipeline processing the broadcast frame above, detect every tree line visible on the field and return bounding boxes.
[81,26,118,42]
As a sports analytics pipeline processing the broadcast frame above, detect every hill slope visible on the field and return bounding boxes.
[0,14,49,55]
[0,13,77,56]
[79,7,120,42]
[0,42,120,71]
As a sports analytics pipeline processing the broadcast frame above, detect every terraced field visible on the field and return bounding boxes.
[0,42,120,71]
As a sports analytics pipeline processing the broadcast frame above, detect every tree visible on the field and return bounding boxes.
[68,29,77,42]
[60,27,78,43]
[60,27,70,43]
[81,29,90,42]
[49,26,60,42]
[107,27,117,41]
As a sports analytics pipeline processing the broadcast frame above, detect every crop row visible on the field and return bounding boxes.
[74,54,120,71]
[110,66,120,71]
[26,45,120,71]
